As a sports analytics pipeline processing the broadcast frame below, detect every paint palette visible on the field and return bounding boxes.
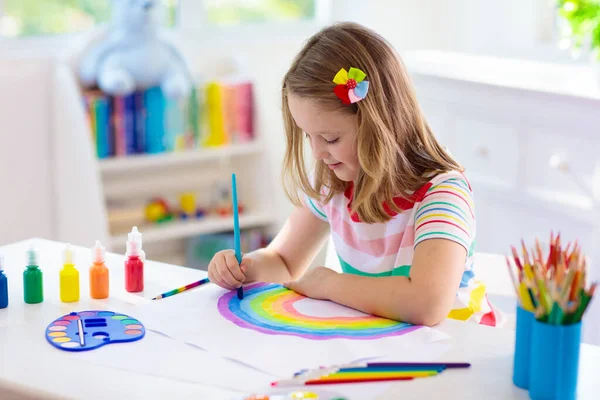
[45,310,145,351]
[240,390,347,400]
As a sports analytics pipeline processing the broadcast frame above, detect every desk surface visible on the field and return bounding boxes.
[0,239,598,400]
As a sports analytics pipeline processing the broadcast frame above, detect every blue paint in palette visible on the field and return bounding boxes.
[45,310,145,351]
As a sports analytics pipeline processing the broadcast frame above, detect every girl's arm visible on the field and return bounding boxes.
[284,238,466,327]
[242,206,330,283]
[324,238,466,326]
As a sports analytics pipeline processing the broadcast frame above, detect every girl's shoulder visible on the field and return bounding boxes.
[422,170,473,192]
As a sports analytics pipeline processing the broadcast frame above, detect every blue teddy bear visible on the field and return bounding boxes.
[79,0,191,98]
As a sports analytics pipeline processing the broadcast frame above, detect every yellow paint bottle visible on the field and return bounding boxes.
[59,243,80,303]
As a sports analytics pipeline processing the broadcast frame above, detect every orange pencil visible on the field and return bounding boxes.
[546,231,555,269]
[535,239,544,268]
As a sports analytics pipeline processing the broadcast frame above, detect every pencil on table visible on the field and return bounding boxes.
[152,278,210,300]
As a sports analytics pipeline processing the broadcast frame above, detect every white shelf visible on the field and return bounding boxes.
[109,211,273,248]
[98,142,263,174]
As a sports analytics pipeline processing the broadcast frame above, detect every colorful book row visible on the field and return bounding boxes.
[82,80,255,159]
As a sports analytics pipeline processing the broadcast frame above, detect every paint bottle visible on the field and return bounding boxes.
[125,226,144,292]
[0,254,8,309]
[23,247,43,304]
[126,226,146,262]
[89,240,109,299]
[59,243,80,303]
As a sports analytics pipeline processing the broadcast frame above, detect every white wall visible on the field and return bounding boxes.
[337,0,586,65]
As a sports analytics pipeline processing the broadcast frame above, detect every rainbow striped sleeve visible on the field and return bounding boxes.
[413,177,475,251]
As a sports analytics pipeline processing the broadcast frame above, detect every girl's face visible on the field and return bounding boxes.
[288,94,360,182]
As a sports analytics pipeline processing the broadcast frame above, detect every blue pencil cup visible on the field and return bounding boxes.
[528,320,581,400]
[513,306,534,389]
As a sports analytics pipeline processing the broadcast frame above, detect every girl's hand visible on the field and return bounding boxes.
[208,249,253,290]
[284,266,338,300]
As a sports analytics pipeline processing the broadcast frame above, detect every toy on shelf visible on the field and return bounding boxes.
[212,180,245,217]
[144,193,208,224]
[178,192,206,220]
[145,198,173,224]
[78,0,191,99]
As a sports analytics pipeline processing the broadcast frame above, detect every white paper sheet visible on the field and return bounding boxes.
[71,330,274,393]
[135,283,450,378]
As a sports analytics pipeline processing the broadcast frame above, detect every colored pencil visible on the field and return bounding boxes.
[277,361,470,387]
[509,233,596,324]
[280,377,415,386]
[152,277,210,300]
[294,361,470,375]
[232,173,244,300]
[369,362,469,368]
[321,371,438,379]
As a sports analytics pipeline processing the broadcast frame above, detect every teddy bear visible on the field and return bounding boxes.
[78,0,191,99]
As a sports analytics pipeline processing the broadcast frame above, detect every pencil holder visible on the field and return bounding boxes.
[513,306,534,389]
[528,320,581,400]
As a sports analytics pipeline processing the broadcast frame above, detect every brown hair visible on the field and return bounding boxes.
[282,22,463,223]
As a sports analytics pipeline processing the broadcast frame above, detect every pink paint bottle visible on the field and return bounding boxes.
[125,226,144,293]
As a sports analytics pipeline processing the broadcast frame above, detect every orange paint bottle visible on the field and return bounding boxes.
[89,240,109,299]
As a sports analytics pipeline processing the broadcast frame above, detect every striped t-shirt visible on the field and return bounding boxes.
[304,170,496,326]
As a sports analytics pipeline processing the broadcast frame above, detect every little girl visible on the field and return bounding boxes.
[208,22,497,327]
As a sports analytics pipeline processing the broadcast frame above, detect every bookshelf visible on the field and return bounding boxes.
[108,211,272,248]
[55,57,276,265]
[99,142,263,174]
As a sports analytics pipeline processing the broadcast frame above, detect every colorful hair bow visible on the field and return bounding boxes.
[332,67,369,105]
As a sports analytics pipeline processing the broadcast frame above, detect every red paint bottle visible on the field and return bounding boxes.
[125,226,144,293]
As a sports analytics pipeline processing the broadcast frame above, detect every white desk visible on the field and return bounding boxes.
[0,239,599,400]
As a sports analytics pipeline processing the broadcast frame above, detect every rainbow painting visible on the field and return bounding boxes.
[217,283,420,340]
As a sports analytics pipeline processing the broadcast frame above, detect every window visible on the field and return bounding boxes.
[178,0,329,40]
[0,0,178,38]
[204,0,316,26]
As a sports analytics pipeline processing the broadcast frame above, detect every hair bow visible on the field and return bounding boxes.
[332,67,369,105]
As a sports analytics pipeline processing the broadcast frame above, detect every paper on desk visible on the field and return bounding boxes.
[135,284,450,378]
[71,330,274,393]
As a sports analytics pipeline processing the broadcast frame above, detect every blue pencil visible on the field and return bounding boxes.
[232,173,244,300]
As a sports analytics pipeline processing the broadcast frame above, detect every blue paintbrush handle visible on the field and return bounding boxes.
[232,173,244,299]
